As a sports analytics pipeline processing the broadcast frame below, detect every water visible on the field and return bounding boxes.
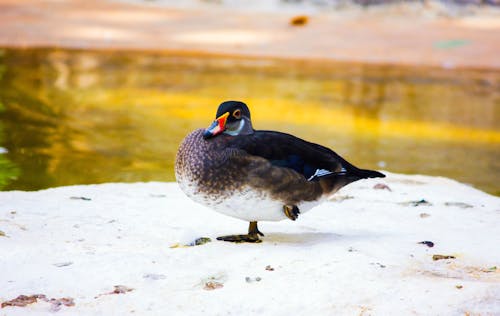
[0,48,498,194]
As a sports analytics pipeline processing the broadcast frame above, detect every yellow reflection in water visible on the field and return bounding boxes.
[79,88,500,144]
[0,48,499,194]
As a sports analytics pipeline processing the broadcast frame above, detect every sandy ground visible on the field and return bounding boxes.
[0,173,499,315]
[0,0,499,68]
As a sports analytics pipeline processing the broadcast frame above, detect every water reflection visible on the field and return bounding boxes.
[0,48,498,194]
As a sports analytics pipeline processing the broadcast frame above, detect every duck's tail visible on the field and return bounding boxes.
[351,168,385,179]
[317,168,385,194]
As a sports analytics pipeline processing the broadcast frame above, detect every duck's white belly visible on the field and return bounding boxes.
[179,179,323,222]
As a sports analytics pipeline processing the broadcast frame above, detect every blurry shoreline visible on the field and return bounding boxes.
[0,0,499,69]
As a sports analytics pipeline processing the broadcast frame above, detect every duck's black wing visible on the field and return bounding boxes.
[227,131,384,181]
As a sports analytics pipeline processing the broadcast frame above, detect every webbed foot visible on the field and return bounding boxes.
[216,234,262,243]
[284,205,300,221]
[217,221,264,243]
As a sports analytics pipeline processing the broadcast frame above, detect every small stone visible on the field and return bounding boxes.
[245,276,261,283]
[95,286,134,299]
[370,262,386,268]
[456,285,463,289]
[1,294,46,308]
[190,237,212,246]
[432,254,456,261]
[204,281,223,290]
[143,273,166,280]
[373,183,392,191]
[113,285,134,294]
[419,213,431,218]
[58,297,74,306]
[150,194,167,198]
[401,199,432,207]
[418,241,434,248]
[49,297,74,312]
[70,196,91,201]
[444,202,473,209]
[53,262,73,267]
[330,195,353,202]
[265,265,274,271]
[0,230,5,237]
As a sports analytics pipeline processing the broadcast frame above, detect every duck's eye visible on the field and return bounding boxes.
[233,109,242,119]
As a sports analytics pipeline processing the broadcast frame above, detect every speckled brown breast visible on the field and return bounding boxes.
[175,129,244,197]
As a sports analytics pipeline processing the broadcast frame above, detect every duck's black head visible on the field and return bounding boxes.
[203,101,254,139]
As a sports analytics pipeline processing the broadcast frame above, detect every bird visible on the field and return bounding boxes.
[175,100,385,243]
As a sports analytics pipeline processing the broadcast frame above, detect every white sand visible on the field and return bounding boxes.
[1,172,499,315]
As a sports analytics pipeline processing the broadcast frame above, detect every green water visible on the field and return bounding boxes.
[0,48,498,194]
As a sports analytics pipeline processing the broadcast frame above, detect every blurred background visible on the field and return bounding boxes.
[0,0,498,194]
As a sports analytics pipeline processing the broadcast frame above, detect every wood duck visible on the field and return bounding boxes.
[175,101,384,243]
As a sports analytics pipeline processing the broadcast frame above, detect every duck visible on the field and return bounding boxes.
[175,100,385,243]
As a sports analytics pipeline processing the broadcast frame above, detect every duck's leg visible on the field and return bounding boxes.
[216,221,264,243]
[249,221,265,237]
[283,205,300,221]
